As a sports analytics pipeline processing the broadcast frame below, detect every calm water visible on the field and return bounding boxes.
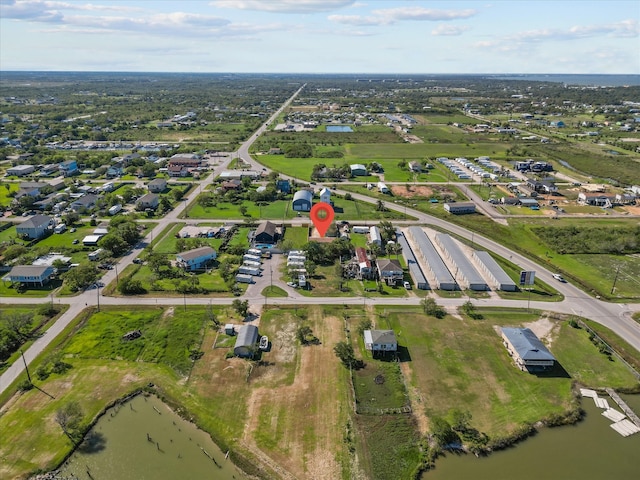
[424,396,640,480]
[326,125,353,132]
[59,394,247,480]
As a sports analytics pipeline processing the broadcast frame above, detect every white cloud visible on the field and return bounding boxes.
[329,6,477,26]
[0,0,140,21]
[328,14,391,27]
[372,7,478,22]
[211,0,356,14]
[431,24,469,36]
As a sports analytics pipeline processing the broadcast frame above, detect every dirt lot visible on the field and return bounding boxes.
[390,185,437,198]
[241,307,348,480]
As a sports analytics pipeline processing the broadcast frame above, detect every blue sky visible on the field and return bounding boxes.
[1,0,638,73]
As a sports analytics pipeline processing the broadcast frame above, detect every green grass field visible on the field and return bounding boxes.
[282,226,308,248]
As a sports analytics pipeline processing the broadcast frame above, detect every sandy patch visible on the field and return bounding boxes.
[391,185,433,198]
[524,314,559,347]
[622,205,640,215]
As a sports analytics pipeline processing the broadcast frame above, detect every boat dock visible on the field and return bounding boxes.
[580,388,640,437]
[605,388,640,427]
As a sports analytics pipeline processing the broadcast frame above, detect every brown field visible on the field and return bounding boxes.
[188,306,351,480]
[390,185,433,198]
[242,308,349,480]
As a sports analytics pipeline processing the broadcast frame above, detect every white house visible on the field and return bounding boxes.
[319,187,331,204]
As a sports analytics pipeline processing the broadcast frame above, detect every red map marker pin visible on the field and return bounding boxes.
[310,202,334,238]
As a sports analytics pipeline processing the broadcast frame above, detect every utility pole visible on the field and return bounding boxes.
[21,350,32,384]
[611,264,621,295]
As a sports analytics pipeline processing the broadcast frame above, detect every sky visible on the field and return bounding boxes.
[1,0,639,74]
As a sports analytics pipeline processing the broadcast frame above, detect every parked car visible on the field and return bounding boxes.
[403,281,411,290]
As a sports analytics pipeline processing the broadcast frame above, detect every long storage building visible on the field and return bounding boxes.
[396,230,429,289]
[407,227,456,290]
[435,234,487,291]
[473,250,517,291]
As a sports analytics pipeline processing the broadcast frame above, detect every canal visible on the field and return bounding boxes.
[424,395,640,479]
[58,394,247,480]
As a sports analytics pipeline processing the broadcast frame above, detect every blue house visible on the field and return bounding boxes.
[59,160,78,177]
[276,179,291,194]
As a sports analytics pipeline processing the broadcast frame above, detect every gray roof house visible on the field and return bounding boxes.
[70,194,98,212]
[376,259,403,284]
[363,330,398,356]
[350,164,367,176]
[16,214,52,239]
[148,178,167,193]
[501,327,556,372]
[136,193,159,210]
[2,265,55,286]
[234,324,259,357]
[292,189,313,212]
[176,246,217,271]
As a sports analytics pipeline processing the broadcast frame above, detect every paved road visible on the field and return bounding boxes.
[2,83,640,395]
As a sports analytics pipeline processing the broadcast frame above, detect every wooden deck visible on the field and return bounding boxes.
[605,388,640,428]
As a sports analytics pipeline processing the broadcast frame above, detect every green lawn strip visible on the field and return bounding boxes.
[354,414,422,480]
[188,197,409,221]
[552,322,639,388]
[581,319,640,374]
[63,308,164,361]
[0,182,19,207]
[262,286,287,297]
[152,222,185,253]
[282,226,308,249]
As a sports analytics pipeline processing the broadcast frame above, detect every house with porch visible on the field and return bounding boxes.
[176,246,217,271]
[501,327,556,372]
[363,330,398,356]
[16,214,53,239]
[376,259,403,285]
[2,265,55,286]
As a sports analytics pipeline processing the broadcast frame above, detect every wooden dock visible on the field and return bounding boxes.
[605,388,640,427]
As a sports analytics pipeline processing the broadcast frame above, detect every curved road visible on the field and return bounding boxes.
[2,84,640,394]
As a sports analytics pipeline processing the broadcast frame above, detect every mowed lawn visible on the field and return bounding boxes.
[383,307,639,437]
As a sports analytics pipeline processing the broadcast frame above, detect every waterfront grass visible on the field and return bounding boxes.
[382,306,639,438]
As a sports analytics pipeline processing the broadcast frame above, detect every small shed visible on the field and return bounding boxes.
[224,324,235,335]
[234,324,259,357]
[319,187,331,204]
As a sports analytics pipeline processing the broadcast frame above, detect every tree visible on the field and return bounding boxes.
[147,252,171,277]
[378,221,395,243]
[232,299,249,318]
[117,277,146,295]
[420,297,446,318]
[333,341,362,369]
[356,318,372,335]
[63,211,80,226]
[296,325,315,344]
[99,233,128,256]
[239,205,248,216]
[55,401,84,445]
[62,264,98,292]
[376,200,386,212]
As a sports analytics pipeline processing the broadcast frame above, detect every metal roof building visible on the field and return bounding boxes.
[501,327,556,372]
[407,227,456,290]
[435,234,487,291]
[396,230,429,290]
[473,251,517,291]
[234,324,259,357]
